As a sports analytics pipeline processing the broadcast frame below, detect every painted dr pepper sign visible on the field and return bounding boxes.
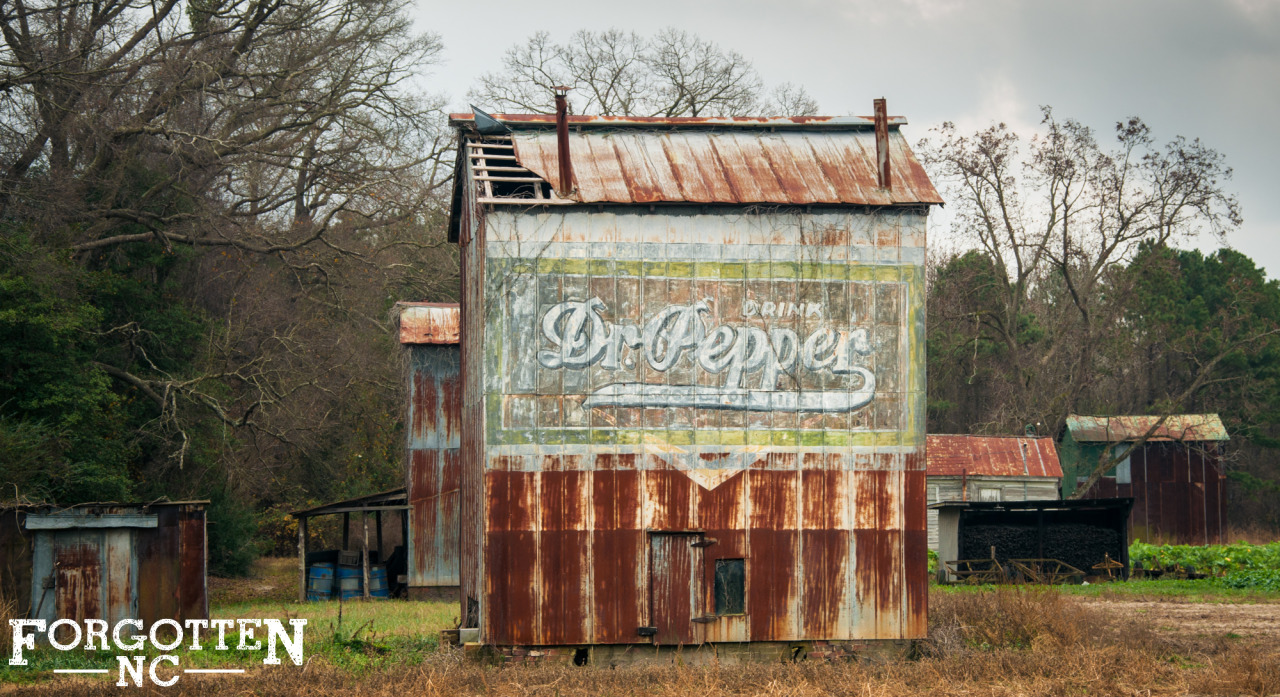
[537,297,876,412]
[491,257,915,450]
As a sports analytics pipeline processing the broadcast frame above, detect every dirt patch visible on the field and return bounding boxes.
[1087,598,1280,649]
[208,557,298,607]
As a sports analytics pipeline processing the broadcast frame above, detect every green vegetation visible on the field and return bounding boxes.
[1128,540,1280,576]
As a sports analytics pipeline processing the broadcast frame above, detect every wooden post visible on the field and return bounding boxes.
[362,512,371,600]
[342,512,350,550]
[298,516,308,602]
[375,510,384,562]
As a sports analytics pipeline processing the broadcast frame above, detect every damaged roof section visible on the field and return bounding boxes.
[449,113,943,207]
[1066,414,1229,443]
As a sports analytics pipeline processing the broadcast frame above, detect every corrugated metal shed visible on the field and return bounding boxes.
[926,435,1063,478]
[7,502,208,630]
[400,303,462,593]
[1065,414,1228,443]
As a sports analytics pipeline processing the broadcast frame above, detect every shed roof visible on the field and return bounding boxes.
[926,435,1063,478]
[291,488,407,518]
[449,113,943,207]
[1065,414,1229,443]
[398,303,460,345]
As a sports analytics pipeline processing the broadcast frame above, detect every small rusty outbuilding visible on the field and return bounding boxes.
[1060,414,1228,545]
[925,435,1063,549]
[449,102,942,659]
[399,303,462,595]
[0,501,207,628]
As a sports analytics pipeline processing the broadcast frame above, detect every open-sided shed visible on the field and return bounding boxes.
[925,435,1063,549]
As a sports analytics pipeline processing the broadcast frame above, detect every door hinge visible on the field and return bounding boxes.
[637,626,657,637]
[690,538,718,548]
[691,615,717,624]
[41,575,54,589]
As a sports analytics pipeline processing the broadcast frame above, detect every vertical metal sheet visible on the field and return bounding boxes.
[649,533,700,645]
[405,344,463,588]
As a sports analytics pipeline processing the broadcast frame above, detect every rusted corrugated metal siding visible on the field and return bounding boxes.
[28,503,206,628]
[511,129,942,206]
[402,308,463,588]
[926,435,1062,478]
[454,116,934,647]
[1083,442,1225,545]
[400,303,461,344]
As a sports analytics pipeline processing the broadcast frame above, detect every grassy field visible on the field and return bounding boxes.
[4,557,1279,695]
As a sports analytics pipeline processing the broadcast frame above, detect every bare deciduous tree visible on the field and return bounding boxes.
[470,28,818,117]
[0,0,455,482]
[921,108,1264,494]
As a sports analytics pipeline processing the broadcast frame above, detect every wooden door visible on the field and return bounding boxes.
[648,533,703,645]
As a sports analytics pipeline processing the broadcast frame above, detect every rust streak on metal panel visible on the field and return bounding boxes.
[487,471,538,532]
[747,529,796,641]
[593,469,642,531]
[399,304,460,345]
[644,468,695,531]
[591,529,644,643]
[539,530,589,644]
[904,529,928,637]
[756,133,818,204]
[485,530,537,645]
[54,543,101,628]
[696,470,745,530]
[801,529,846,638]
[178,510,207,620]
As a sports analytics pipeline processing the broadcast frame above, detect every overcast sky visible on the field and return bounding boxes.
[412,0,1280,277]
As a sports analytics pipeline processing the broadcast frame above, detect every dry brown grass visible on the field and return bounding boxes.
[12,588,1280,696]
[1226,524,1280,545]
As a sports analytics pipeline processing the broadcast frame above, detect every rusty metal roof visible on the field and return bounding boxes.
[399,303,460,345]
[926,435,1063,478]
[1065,414,1229,442]
[451,114,943,207]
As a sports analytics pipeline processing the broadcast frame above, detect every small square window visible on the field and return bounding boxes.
[714,559,745,615]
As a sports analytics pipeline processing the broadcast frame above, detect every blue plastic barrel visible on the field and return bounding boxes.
[336,566,363,599]
[306,563,334,601]
[368,565,389,598]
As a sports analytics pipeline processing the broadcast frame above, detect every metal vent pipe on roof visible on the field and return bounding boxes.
[553,87,574,197]
[874,98,891,190]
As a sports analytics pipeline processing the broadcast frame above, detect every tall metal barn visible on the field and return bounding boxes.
[400,303,462,596]
[448,99,942,661]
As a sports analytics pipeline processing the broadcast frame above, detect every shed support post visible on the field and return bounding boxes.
[342,512,350,550]
[362,513,371,600]
[375,510,383,561]
[298,516,308,602]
